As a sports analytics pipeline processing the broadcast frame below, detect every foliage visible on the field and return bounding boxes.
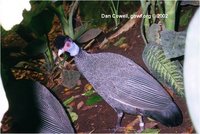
[79,1,112,28]
[86,95,102,106]
[140,1,189,97]
[164,1,178,30]
[68,111,78,122]
[109,0,120,29]
[83,84,102,106]
[66,106,78,122]
[142,43,184,97]
[63,96,75,106]
[16,1,54,72]
[82,90,95,97]
[141,128,160,134]
[179,9,193,27]
[50,1,78,39]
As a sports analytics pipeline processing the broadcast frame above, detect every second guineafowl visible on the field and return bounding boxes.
[1,65,75,133]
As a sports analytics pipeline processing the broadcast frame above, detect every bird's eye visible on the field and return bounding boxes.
[66,43,70,47]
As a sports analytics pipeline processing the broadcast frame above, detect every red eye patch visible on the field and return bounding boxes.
[67,43,70,47]
[65,42,70,47]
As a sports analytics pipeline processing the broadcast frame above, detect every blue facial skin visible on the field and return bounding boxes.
[65,41,79,56]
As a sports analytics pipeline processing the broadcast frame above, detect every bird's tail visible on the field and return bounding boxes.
[144,102,183,127]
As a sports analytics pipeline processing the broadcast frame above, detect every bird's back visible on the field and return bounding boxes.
[75,50,182,126]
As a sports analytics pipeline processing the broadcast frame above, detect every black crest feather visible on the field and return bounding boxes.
[54,35,72,49]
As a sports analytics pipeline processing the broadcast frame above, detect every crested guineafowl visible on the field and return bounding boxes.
[55,35,183,131]
[0,65,74,133]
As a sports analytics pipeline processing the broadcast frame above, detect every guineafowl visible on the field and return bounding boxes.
[0,65,75,133]
[55,35,183,131]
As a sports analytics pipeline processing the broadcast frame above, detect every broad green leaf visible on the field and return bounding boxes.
[142,43,184,97]
[86,95,102,106]
[63,96,74,106]
[24,39,47,56]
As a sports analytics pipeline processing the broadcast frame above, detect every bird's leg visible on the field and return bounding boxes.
[116,110,124,128]
[114,110,124,132]
[138,115,145,132]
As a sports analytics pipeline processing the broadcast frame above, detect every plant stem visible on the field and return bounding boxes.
[164,1,177,30]
[68,0,79,39]
[150,1,156,23]
[50,3,70,35]
[157,0,163,14]
[141,1,150,46]
[157,0,165,24]
[110,0,120,28]
[140,0,150,37]
[45,34,54,70]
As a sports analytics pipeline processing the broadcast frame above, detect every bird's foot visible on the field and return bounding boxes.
[136,122,145,133]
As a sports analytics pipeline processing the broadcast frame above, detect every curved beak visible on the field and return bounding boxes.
[58,49,65,56]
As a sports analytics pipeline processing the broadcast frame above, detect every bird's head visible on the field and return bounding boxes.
[54,35,79,56]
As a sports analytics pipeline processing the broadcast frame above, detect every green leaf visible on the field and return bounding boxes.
[82,90,95,97]
[68,111,78,122]
[179,9,193,27]
[142,43,184,97]
[63,96,74,106]
[86,95,102,106]
[141,128,160,134]
[24,39,47,56]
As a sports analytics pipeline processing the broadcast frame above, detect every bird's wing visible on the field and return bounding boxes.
[34,82,75,133]
[107,74,172,111]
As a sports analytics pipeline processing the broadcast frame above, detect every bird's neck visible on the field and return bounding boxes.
[76,49,88,58]
[68,42,80,56]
